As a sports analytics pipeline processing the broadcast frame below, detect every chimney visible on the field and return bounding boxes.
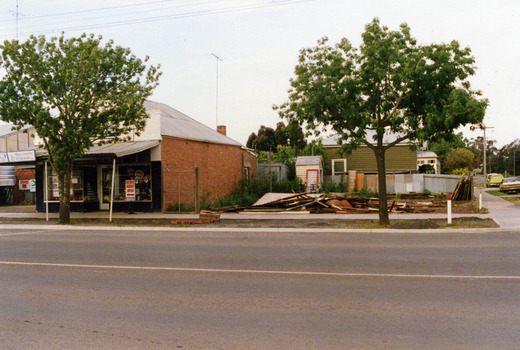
[217,125,226,136]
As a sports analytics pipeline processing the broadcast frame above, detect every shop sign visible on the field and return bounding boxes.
[20,179,37,192]
[30,179,36,192]
[125,180,135,200]
[19,179,30,190]
[0,150,36,163]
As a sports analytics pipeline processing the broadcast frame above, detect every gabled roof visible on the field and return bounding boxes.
[144,101,242,147]
[417,150,438,158]
[0,123,33,138]
[296,155,322,166]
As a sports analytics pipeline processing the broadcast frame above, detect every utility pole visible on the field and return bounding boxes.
[211,53,223,128]
[482,125,494,181]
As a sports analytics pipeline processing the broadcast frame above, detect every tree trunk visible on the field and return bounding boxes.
[57,165,72,224]
[374,146,390,226]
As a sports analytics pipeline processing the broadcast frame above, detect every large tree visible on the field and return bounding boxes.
[0,33,161,223]
[277,18,487,225]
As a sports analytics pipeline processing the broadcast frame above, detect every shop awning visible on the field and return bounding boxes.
[34,140,160,160]
[84,140,160,158]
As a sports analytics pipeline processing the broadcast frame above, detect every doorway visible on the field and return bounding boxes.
[98,166,113,210]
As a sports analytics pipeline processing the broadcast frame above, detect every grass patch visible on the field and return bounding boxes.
[486,190,508,196]
[502,197,520,205]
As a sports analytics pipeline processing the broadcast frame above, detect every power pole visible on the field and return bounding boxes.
[482,125,494,181]
[211,53,223,128]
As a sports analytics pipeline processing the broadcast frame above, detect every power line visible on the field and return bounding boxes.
[1,0,315,39]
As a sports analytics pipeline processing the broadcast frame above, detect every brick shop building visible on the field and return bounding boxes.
[31,101,255,213]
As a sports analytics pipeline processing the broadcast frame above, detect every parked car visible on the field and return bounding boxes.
[499,176,520,193]
[486,173,503,187]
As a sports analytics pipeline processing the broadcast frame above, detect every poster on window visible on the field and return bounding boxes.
[125,180,136,200]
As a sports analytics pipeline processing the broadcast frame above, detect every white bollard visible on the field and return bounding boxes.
[447,194,452,224]
[479,191,482,210]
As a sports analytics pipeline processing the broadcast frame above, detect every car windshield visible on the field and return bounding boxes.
[503,177,518,183]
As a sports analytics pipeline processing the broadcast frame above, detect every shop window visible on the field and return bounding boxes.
[112,165,152,202]
[46,168,84,202]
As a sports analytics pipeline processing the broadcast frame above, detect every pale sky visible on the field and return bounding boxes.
[0,0,518,148]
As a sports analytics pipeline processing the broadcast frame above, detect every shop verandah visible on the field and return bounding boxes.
[34,141,162,214]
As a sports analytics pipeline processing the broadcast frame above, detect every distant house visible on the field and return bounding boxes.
[1,101,255,212]
[322,132,417,178]
[417,150,441,174]
[295,156,323,192]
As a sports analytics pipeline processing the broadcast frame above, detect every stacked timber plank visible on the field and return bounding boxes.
[451,175,474,201]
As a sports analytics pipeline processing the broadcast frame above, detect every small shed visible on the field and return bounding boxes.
[417,151,441,174]
[296,156,323,192]
[256,162,290,182]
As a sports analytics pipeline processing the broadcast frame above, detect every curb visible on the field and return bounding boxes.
[0,224,515,234]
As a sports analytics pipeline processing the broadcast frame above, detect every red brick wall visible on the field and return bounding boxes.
[161,137,255,209]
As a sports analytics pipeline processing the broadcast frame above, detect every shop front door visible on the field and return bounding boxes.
[98,166,113,210]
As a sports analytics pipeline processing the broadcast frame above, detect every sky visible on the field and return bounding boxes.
[0,0,519,148]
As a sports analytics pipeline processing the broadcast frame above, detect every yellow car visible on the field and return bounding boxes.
[486,173,503,187]
[500,177,520,193]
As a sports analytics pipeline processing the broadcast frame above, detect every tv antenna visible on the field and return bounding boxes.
[9,0,22,39]
[211,53,223,128]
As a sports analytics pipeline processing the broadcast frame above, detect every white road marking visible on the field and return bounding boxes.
[0,230,49,237]
[1,260,519,280]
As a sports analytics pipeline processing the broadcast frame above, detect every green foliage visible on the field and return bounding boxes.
[166,202,195,212]
[211,176,303,209]
[247,121,307,152]
[352,188,379,198]
[434,192,447,199]
[0,33,161,223]
[429,132,468,172]
[275,18,487,225]
[451,168,471,176]
[445,148,475,172]
[321,181,347,193]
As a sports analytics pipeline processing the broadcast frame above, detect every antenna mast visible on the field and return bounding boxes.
[211,53,223,128]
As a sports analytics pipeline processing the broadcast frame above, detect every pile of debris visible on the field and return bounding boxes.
[217,192,448,214]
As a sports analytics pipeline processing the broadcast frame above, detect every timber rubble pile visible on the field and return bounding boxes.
[216,192,454,214]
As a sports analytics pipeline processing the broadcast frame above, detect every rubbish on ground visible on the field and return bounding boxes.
[213,192,455,214]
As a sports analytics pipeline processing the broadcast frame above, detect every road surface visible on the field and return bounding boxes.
[1,227,520,349]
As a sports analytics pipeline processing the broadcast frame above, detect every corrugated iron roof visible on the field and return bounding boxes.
[0,124,33,138]
[296,156,322,166]
[417,150,438,158]
[144,101,242,147]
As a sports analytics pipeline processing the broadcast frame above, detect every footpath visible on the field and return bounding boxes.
[0,189,519,233]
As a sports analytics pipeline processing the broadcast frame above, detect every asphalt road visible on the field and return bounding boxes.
[1,228,520,349]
